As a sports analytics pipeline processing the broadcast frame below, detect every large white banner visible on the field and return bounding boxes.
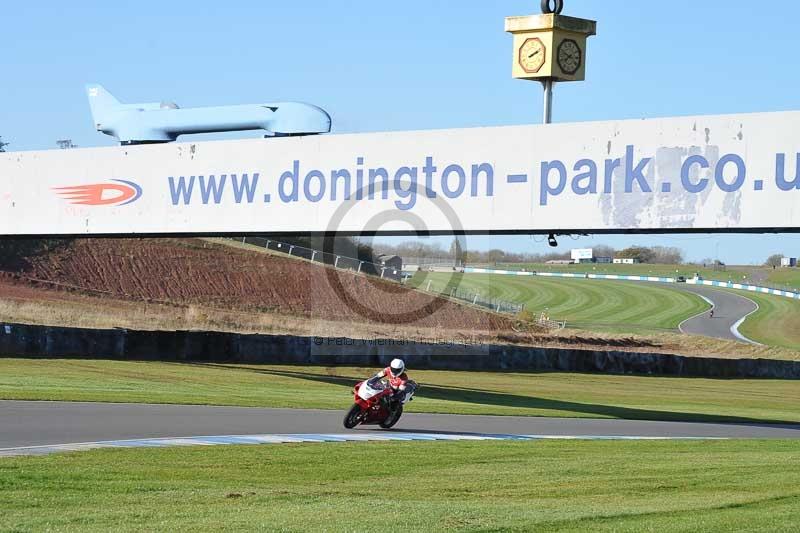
[1,111,798,236]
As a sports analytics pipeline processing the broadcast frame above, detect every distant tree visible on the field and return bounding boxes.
[0,136,9,152]
[651,246,685,264]
[449,238,466,267]
[485,249,507,265]
[592,244,616,259]
[765,254,784,268]
[617,246,656,263]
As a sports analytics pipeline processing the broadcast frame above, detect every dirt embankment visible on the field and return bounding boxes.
[4,238,793,359]
[0,238,515,331]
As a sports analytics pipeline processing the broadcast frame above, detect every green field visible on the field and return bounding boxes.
[726,289,800,350]
[2,440,799,532]
[413,272,709,333]
[2,359,798,423]
[490,262,800,291]
[501,261,733,280]
[413,271,800,349]
[765,267,800,290]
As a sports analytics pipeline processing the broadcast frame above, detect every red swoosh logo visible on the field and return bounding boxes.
[53,180,142,206]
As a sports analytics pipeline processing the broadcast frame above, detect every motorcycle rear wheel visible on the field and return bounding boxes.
[343,403,364,429]
[380,405,403,429]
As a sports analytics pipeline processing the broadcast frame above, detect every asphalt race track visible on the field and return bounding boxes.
[676,285,759,343]
[2,401,798,453]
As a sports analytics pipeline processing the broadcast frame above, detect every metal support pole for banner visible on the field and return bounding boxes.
[357,261,363,273]
[311,250,316,262]
[542,79,554,124]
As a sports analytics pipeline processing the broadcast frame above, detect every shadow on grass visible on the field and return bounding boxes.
[182,363,800,427]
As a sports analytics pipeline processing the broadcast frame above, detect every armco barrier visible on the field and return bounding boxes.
[687,279,800,300]
[0,323,797,379]
[463,268,800,300]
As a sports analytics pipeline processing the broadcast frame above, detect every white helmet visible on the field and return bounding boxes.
[389,359,405,377]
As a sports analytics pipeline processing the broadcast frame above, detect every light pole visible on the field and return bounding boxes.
[542,79,554,124]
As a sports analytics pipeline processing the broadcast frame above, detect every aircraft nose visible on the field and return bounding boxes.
[270,102,331,134]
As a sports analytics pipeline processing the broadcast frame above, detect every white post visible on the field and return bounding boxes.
[334,256,340,268]
[542,79,554,124]
[311,250,317,262]
[380,268,386,279]
[242,237,246,244]
[473,294,478,305]
[358,262,363,273]
[426,280,432,291]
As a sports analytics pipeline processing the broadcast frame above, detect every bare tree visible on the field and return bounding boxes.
[592,244,616,259]
[0,137,9,152]
[617,246,656,263]
[765,254,784,268]
[651,246,685,264]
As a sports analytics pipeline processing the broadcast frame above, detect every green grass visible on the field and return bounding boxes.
[765,267,800,290]
[481,262,800,290]
[500,261,730,280]
[412,272,709,333]
[726,289,800,351]
[2,440,799,532]
[2,359,799,423]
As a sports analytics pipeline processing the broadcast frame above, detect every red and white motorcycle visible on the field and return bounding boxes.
[343,375,418,429]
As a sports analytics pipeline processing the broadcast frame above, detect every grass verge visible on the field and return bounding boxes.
[1,359,798,423]
[1,440,799,532]
[411,272,709,333]
[727,289,800,351]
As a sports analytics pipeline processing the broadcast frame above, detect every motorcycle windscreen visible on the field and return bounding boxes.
[358,380,386,401]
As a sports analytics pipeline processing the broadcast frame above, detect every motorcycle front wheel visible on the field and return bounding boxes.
[343,403,364,429]
[380,405,403,429]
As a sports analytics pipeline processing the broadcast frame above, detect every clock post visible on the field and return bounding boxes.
[505,1,596,124]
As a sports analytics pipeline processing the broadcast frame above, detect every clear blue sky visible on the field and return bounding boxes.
[2,1,799,264]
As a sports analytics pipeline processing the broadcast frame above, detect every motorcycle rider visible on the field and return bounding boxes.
[374,358,410,404]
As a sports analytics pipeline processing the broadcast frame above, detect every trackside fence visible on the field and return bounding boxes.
[230,236,397,279]
[224,238,524,316]
[418,280,525,315]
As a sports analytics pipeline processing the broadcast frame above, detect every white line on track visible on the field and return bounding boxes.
[0,433,725,457]
[729,294,763,346]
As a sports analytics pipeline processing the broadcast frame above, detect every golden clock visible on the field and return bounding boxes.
[518,37,546,74]
[557,38,582,76]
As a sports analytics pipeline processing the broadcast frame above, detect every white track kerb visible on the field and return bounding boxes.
[729,295,762,345]
[0,433,722,457]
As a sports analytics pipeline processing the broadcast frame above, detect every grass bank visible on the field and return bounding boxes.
[729,289,800,351]
[1,440,799,532]
[412,272,709,333]
[1,359,798,423]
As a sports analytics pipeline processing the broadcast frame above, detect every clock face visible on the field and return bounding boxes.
[518,38,546,74]
[557,39,582,75]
